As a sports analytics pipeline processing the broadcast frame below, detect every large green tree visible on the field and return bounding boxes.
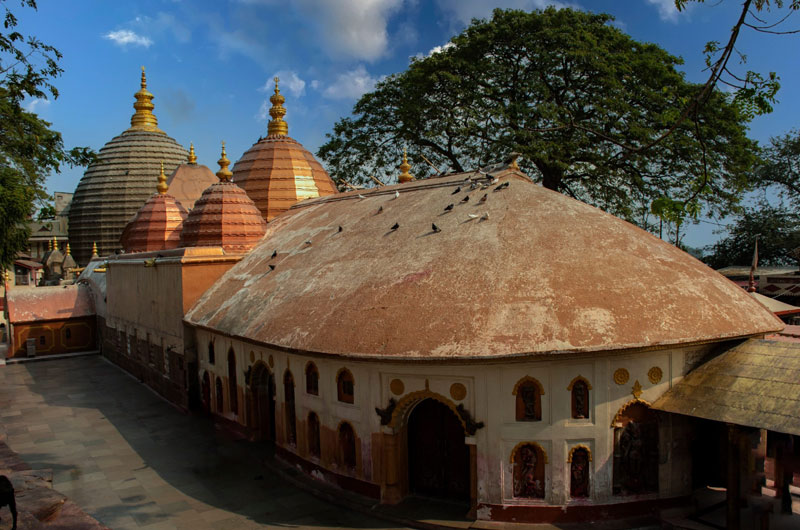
[703,202,800,268]
[752,129,800,206]
[0,0,92,271]
[319,8,757,230]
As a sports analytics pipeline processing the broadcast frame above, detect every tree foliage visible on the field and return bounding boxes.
[319,8,757,230]
[0,0,93,270]
[703,202,800,268]
[752,129,800,207]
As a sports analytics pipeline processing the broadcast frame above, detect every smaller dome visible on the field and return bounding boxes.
[167,144,219,210]
[181,142,267,252]
[121,163,188,253]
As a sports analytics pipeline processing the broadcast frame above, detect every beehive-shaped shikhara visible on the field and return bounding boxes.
[68,68,188,265]
[166,143,219,211]
[180,143,267,252]
[232,77,337,222]
[120,162,188,253]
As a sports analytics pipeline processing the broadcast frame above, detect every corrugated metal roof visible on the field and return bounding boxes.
[652,339,800,435]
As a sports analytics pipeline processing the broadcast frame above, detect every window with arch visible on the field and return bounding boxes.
[215,376,224,412]
[512,442,546,499]
[307,412,321,458]
[513,377,543,421]
[336,368,355,404]
[284,370,297,445]
[338,422,356,471]
[568,376,591,419]
[569,446,591,498]
[228,349,238,414]
[208,341,215,364]
[612,401,659,495]
[306,362,319,395]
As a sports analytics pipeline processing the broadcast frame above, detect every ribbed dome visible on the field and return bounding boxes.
[68,69,188,265]
[120,194,188,253]
[181,144,267,252]
[231,78,337,222]
[167,163,218,211]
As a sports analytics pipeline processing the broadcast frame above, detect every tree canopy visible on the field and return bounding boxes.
[752,129,800,207]
[0,0,93,271]
[318,8,757,231]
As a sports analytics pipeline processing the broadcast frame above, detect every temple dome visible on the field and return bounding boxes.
[186,168,783,360]
[166,143,218,211]
[232,77,337,222]
[180,143,267,253]
[68,68,188,265]
[120,163,188,253]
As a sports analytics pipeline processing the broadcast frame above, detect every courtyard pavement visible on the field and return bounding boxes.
[0,355,409,530]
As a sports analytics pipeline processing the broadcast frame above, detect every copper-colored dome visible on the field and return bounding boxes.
[120,193,188,253]
[167,163,218,211]
[180,144,267,252]
[187,169,783,360]
[231,78,337,222]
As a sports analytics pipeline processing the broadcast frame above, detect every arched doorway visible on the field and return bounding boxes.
[250,363,275,441]
[612,401,659,495]
[407,398,469,502]
[201,371,211,415]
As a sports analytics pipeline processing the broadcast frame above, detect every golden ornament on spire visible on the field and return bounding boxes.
[52,236,58,251]
[92,242,99,256]
[48,238,53,251]
[216,141,233,182]
[398,148,414,183]
[157,161,169,194]
[267,77,288,137]
[66,243,72,255]
[188,142,197,164]
[129,66,164,133]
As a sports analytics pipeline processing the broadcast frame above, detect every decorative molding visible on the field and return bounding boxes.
[613,368,629,385]
[567,444,592,463]
[611,398,653,427]
[387,389,483,435]
[375,397,397,425]
[648,366,663,384]
[512,375,545,396]
[566,375,592,391]
[450,383,467,401]
[631,380,643,399]
[389,378,405,396]
[510,441,548,464]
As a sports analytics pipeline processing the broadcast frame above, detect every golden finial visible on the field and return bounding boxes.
[188,142,197,164]
[157,161,169,194]
[216,141,232,182]
[398,148,414,183]
[267,77,288,137]
[53,236,58,252]
[129,66,164,133]
[66,242,71,255]
[92,242,98,256]
[48,238,53,251]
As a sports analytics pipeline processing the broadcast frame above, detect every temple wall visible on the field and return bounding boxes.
[195,326,710,520]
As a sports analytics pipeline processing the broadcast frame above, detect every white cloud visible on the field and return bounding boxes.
[25,98,50,113]
[103,29,153,48]
[322,65,383,100]
[645,0,683,22]
[435,0,567,27]
[294,0,403,61]
[134,13,191,43]
[310,80,320,90]
[264,71,306,98]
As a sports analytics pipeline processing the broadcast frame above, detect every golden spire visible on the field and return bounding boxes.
[188,142,197,164]
[48,238,53,251]
[52,236,58,252]
[216,141,232,182]
[92,242,98,256]
[157,161,169,194]
[129,66,164,133]
[398,148,414,183]
[267,77,288,137]
[66,243,71,255]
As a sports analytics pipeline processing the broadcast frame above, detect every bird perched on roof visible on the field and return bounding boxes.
[338,226,343,233]
[479,194,487,203]
[358,194,367,199]
[305,240,312,245]
[468,213,478,219]
[452,186,461,195]
[432,223,442,233]
[271,250,277,259]
[480,212,490,221]
[461,195,470,203]
[393,190,400,199]
[390,222,399,231]
[269,264,275,271]
[494,181,510,191]
[378,205,384,213]
[444,203,454,212]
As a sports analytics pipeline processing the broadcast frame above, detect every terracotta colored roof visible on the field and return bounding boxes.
[185,170,783,360]
[68,130,188,266]
[14,260,42,269]
[232,135,337,222]
[180,181,266,252]
[120,193,188,253]
[6,284,95,323]
[652,339,800,436]
[166,163,218,210]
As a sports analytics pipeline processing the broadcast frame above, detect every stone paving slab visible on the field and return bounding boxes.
[0,356,409,529]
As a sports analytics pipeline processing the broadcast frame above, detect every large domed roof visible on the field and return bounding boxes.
[232,78,337,222]
[68,68,188,265]
[166,143,219,211]
[120,163,188,253]
[180,144,267,253]
[186,168,783,360]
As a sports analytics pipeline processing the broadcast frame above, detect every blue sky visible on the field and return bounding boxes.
[19,0,800,249]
